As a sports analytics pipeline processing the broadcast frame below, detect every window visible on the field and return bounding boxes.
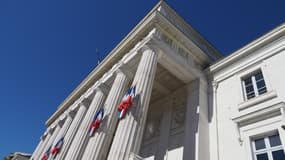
[242,70,267,100]
[252,133,285,160]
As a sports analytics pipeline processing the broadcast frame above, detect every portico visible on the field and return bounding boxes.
[30,1,221,160]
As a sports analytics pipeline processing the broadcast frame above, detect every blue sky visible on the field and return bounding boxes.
[0,0,284,158]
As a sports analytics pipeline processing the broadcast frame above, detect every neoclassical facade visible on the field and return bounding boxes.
[30,1,285,160]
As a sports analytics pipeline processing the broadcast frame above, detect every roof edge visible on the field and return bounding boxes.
[209,23,285,73]
[46,0,224,126]
[45,1,164,126]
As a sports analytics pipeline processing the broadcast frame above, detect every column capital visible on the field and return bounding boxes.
[70,102,80,112]
[48,126,55,134]
[63,110,71,116]
[116,63,133,80]
[52,118,64,128]
[58,116,66,127]
[212,80,219,92]
[69,99,89,114]
[139,43,158,54]
[129,153,143,160]
[80,98,91,108]
[67,107,76,117]
[51,123,57,129]
[40,135,46,140]
[96,82,110,95]
[84,87,96,99]
[43,128,49,137]
[59,113,67,122]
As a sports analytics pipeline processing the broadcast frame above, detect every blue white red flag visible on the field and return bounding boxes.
[118,86,136,119]
[51,137,64,157]
[89,108,104,136]
[41,146,51,160]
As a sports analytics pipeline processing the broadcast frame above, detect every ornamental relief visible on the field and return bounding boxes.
[157,31,197,68]
[159,8,214,57]
[143,112,162,141]
[170,98,186,132]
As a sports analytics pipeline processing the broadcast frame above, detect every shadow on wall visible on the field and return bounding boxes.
[138,83,201,160]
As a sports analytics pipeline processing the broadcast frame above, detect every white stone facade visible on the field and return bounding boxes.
[30,1,285,160]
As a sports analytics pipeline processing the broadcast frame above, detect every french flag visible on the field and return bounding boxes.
[89,108,104,136]
[118,86,136,119]
[41,146,51,160]
[51,137,64,158]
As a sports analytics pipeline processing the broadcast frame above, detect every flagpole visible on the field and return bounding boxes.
[96,48,100,65]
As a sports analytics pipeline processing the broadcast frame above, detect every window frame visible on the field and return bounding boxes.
[251,133,285,160]
[241,69,267,101]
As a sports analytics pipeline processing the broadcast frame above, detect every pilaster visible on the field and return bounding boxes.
[209,81,220,160]
[183,79,209,160]
[156,100,172,159]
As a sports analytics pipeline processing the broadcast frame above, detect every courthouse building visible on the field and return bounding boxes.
[30,1,285,160]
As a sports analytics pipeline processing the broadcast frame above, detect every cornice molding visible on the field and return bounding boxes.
[210,37,285,83]
[209,23,285,74]
[232,102,285,127]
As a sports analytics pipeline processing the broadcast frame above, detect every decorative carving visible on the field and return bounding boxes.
[160,7,215,56]
[212,81,219,92]
[161,33,173,47]
[158,31,190,64]
[143,111,162,141]
[170,97,186,131]
[178,47,187,59]
[144,118,161,141]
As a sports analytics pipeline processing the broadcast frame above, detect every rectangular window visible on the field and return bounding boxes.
[242,70,267,100]
[252,133,285,160]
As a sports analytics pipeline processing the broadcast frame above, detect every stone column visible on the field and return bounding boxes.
[54,103,88,160]
[33,127,53,159]
[63,86,107,160]
[30,130,48,160]
[39,122,61,159]
[81,69,130,160]
[48,112,73,160]
[107,46,158,160]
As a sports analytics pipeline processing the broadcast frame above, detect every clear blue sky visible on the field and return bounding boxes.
[0,0,284,158]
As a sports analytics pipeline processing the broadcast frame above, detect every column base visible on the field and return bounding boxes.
[129,153,143,160]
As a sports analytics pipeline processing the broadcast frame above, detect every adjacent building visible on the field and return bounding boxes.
[30,1,285,160]
[4,152,31,160]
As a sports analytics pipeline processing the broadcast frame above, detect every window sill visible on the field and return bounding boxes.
[238,91,277,110]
